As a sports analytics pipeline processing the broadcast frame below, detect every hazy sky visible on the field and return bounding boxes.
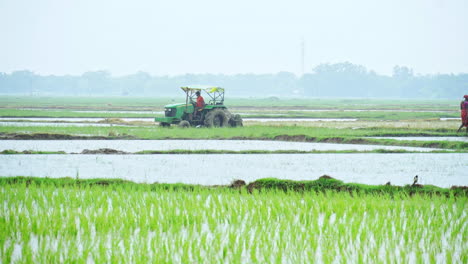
[1,0,467,76]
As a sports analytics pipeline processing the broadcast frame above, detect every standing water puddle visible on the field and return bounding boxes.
[0,140,444,152]
[0,153,465,187]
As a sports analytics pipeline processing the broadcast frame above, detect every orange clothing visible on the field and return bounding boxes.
[196,96,205,108]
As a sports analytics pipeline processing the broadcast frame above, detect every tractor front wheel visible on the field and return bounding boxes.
[179,120,190,128]
[229,114,243,127]
[159,122,170,127]
[204,109,229,127]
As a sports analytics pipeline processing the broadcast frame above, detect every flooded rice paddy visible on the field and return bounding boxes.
[0,122,130,127]
[0,117,359,123]
[0,140,445,153]
[1,153,466,187]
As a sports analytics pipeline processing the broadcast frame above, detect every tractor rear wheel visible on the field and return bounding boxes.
[204,109,229,127]
[178,120,190,128]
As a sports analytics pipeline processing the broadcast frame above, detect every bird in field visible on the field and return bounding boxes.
[412,175,418,186]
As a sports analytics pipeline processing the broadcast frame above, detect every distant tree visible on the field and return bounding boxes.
[11,70,35,94]
[392,65,414,79]
[81,71,111,95]
[0,65,466,98]
[391,66,415,97]
[307,62,370,97]
[275,71,298,95]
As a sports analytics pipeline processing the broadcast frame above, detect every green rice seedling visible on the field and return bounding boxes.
[1,180,467,263]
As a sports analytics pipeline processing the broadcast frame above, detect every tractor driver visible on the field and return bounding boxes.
[194,91,205,119]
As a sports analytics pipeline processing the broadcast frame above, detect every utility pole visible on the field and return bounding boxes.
[301,38,305,76]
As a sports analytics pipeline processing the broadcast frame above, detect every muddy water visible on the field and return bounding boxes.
[0,154,465,187]
[0,140,444,153]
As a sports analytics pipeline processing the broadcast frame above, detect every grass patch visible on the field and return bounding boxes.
[0,124,462,139]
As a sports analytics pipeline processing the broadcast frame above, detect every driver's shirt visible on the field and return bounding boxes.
[196,96,205,108]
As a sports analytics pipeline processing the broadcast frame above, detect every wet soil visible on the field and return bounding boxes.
[451,186,468,190]
[272,135,313,142]
[229,180,247,188]
[80,148,128,154]
[97,118,154,126]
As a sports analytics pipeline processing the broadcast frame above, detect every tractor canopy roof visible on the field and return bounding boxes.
[181,86,225,105]
[181,86,224,93]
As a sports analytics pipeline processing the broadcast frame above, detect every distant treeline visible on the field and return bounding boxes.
[1,62,467,98]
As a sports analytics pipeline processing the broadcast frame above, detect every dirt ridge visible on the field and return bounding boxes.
[81,148,128,154]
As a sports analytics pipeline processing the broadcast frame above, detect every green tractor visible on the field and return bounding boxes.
[155,86,243,128]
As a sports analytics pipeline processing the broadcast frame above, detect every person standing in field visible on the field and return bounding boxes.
[457,95,468,133]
